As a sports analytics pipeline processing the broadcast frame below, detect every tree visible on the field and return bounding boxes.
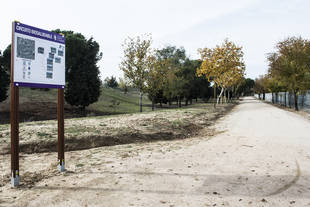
[177,59,211,104]
[104,76,118,88]
[254,75,267,100]
[120,34,152,112]
[145,54,168,110]
[118,77,129,94]
[267,37,310,110]
[54,30,102,111]
[197,39,245,106]
[236,78,255,96]
[156,46,188,107]
[0,50,10,102]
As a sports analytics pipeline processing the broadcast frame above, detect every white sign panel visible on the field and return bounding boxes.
[13,22,65,88]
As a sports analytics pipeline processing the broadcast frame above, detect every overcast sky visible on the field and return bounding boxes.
[1,0,309,80]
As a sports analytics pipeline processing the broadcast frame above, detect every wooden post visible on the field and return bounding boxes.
[10,84,19,186]
[10,21,20,187]
[57,88,65,171]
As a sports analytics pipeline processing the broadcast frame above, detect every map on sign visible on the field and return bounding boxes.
[16,37,35,60]
[13,22,66,88]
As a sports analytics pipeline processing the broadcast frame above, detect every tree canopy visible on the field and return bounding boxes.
[120,34,153,112]
[266,36,310,110]
[54,30,102,110]
[104,76,118,88]
[197,39,245,104]
[0,50,10,102]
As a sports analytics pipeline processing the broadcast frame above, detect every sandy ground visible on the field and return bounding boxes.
[1,97,310,207]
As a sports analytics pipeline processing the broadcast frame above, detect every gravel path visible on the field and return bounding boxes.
[1,97,310,207]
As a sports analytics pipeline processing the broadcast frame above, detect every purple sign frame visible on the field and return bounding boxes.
[14,82,65,89]
[14,22,65,44]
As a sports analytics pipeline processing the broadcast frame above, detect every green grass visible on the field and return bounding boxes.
[88,87,152,114]
[0,86,214,125]
[1,86,152,115]
[18,88,58,103]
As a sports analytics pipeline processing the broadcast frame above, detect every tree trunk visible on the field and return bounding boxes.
[139,91,143,112]
[263,92,265,100]
[284,92,287,107]
[151,97,155,111]
[190,99,192,105]
[294,92,298,111]
[217,88,224,105]
[160,101,162,108]
[228,90,230,102]
[168,100,171,106]
[214,84,217,100]
[178,97,182,108]
[185,99,188,106]
[80,106,86,116]
[258,93,261,99]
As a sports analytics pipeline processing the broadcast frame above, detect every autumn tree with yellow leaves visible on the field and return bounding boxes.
[145,54,169,111]
[266,37,310,110]
[120,34,152,112]
[197,39,245,105]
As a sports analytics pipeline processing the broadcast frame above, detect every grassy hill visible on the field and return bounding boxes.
[0,87,152,124]
[89,87,152,114]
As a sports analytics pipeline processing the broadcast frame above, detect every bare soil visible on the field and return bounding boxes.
[0,103,233,155]
[2,97,310,206]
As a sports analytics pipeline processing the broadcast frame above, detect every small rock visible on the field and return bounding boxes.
[290,201,295,204]
[261,198,267,202]
[213,192,218,195]
[239,199,242,201]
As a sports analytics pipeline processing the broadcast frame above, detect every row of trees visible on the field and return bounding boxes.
[120,36,246,111]
[1,30,248,113]
[120,36,211,112]
[254,37,310,110]
[0,30,102,110]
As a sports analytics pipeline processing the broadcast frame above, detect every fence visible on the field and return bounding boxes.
[254,91,310,112]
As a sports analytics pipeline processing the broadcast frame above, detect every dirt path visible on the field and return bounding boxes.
[2,97,310,207]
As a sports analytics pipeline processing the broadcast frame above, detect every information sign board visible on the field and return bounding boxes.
[13,22,65,88]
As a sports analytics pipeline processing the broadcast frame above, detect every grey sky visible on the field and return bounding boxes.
[1,0,309,80]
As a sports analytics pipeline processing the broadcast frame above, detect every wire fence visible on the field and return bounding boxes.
[254,91,310,112]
